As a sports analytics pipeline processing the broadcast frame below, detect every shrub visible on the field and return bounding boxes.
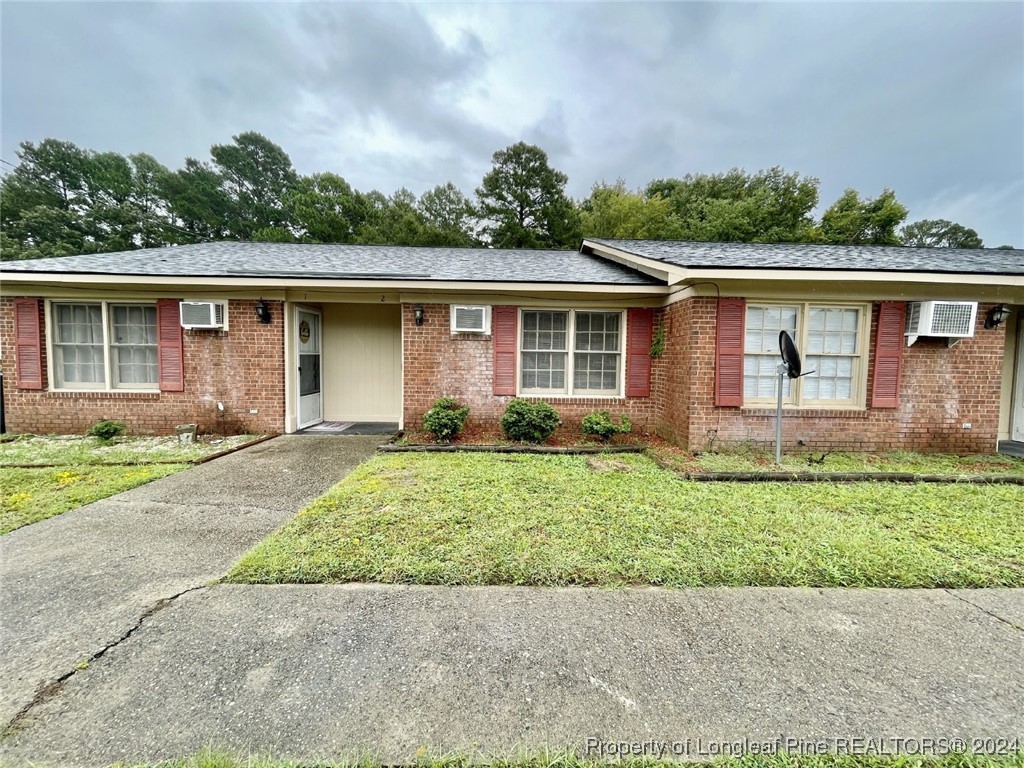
[87,420,126,443]
[500,398,561,443]
[581,411,633,441]
[422,397,470,442]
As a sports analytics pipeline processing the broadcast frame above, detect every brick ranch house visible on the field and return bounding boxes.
[1,239,1023,454]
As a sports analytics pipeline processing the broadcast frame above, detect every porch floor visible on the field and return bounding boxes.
[297,422,399,436]
[997,440,1024,458]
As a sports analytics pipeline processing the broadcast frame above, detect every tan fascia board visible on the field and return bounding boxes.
[680,268,1024,289]
[666,276,1024,305]
[0,272,669,298]
[582,240,686,284]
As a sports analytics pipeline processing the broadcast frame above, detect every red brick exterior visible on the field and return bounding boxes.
[658,297,1006,453]
[0,297,284,436]
[1,294,1008,452]
[402,303,662,434]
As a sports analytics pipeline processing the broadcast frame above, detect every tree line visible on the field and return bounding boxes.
[0,132,992,261]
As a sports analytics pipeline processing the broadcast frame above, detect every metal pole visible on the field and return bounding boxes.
[775,363,786,465]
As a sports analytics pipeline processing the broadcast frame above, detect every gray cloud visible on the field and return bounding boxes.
[2,1,1021,245]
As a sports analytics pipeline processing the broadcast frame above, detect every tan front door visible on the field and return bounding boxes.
[321,304,401,422]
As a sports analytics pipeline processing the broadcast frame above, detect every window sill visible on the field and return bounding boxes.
[46,390,162,400]
[739,406,868,418]
[518,394,631,402]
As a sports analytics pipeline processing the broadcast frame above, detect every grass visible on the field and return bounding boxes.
[0,433,260,466]
[650,446,1024,476]
[112,749,1024,768]
[228,453,1024,589]
[0,463,185,534]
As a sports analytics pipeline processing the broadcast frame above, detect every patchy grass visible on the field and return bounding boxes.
[650,445,1024,476]
[0,433,261,466]
[229,453,1024,589]
[1,463,185,534]
[112,748,1024,768]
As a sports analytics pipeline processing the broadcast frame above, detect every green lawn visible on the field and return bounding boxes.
[1,464,186,534]
[0,433,259,466]
[114,749,1024,768]
[228,453,1024,589]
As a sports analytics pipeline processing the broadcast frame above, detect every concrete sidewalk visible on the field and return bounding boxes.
[2,584,1022,767]
[0,435,382,728]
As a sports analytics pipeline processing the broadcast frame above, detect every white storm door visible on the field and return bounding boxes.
[1013,319,1024,442]
[297,308,323,429]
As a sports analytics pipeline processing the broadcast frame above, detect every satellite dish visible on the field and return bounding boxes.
[779,330,801,379]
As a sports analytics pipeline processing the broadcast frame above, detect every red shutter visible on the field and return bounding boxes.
[156,299,184,392]
[492,306,518,396]
[625,308,654,397]
[715,298,746,407]
[13,298,43,390]
[870,301,905,409]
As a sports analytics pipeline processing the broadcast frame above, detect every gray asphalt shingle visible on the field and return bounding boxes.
[0,242,660,285]
[586,238,1024,275]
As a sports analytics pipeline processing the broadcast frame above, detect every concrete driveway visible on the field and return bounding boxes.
[0,435,382,729]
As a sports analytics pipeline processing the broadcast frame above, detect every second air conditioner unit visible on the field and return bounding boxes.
[905,301,977,346]
[180,301,227,330]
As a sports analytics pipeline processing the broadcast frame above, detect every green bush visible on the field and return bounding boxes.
[422,397,470,442]
[582,411,633,440]
[87,420,126,443]
[500,398,561,443]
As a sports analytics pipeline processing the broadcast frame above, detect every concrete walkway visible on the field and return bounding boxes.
[1,584,1022,767]
[0,435,383,729]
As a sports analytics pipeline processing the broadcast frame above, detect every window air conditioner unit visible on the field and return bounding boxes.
[180,300,227,330]
[905,301,977,346]
[451,305,490,334]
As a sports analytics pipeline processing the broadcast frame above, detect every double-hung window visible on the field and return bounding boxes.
[520,310,623,396]
[51,302,158,390]
[744,303,866,407]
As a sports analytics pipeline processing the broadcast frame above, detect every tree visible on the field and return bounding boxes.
[580,180,681,239]
[645,167,820,243]
[209,132,298,239]
[159,157,233,241]
[354,188,433,246]
[819,188,908,245]
[900,219,983,249]
[475,142,580,249]
[0,139,92,260]
[286,172,365,243]
[417,182,478,246]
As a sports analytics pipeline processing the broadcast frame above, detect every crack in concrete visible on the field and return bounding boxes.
[944,589,1024,633]
[0,584,207,741]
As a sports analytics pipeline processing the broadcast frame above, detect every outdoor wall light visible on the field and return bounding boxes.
[984,304,1011,329]
[255,299,272,324]
[413,305,425,326]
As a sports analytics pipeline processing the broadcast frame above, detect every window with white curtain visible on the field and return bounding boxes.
[51,302,159,390]
[520,310,623,396]
[743,303,866,407]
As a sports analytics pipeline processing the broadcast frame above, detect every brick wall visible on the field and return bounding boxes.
[0,297,284,436]
[669,297,1006,453]
[402,303,661,434]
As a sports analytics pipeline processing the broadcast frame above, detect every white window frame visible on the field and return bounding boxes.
[743,301,870,409]
[517,308,626,398]
[450,305,491,334]
[46,299,161,393]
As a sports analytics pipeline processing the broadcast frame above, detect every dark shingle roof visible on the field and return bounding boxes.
[0,242,661,285]
[586,239,1024,276]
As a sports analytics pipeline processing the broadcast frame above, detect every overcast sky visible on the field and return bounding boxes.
[2,2,1022,247]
